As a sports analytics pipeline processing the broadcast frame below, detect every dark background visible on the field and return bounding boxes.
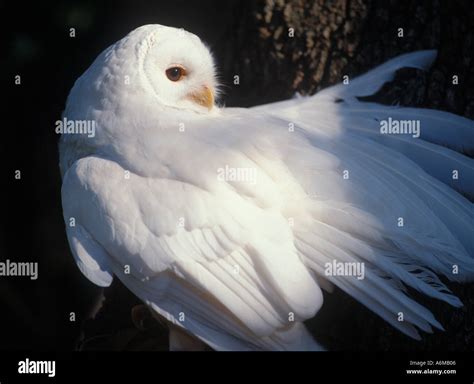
[1,0,473,351]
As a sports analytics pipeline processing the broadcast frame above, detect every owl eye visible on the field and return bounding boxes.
[166,66,186,82]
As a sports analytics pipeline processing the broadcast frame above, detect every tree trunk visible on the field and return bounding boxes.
[222,0,474,121]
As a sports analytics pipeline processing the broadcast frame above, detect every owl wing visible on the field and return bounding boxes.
[61,155,324,350]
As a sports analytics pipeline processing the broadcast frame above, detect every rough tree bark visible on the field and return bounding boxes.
[223,0,474,120]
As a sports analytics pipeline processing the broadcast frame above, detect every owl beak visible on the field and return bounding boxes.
[188,86,214,111]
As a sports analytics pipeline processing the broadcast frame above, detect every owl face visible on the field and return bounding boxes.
[142,27,217,113]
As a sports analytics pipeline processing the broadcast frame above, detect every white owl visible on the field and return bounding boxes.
[59,24,474,351]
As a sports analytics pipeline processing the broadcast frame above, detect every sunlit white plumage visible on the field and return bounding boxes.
[60,24,474,350]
